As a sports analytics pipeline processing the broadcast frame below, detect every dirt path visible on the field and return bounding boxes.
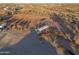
[0,30,27,49]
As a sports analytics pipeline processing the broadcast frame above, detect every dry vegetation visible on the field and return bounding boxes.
[0,4,79,53]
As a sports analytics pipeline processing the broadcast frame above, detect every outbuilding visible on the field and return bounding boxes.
[0,23,7,30]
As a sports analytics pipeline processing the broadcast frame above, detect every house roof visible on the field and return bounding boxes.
[0,23,7,28]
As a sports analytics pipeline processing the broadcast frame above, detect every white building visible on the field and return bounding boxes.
[35,25,49,34]
[0,23,7,29]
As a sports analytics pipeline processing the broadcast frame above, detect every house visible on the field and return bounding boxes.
[0,23,7,30]
[35,25,49,34]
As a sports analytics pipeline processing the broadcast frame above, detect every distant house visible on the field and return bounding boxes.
[34,21,49,34]
[0,23,7,30]
[35,25,49,34]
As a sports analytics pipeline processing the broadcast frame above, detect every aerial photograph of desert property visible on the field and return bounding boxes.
[0,3,79,55]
